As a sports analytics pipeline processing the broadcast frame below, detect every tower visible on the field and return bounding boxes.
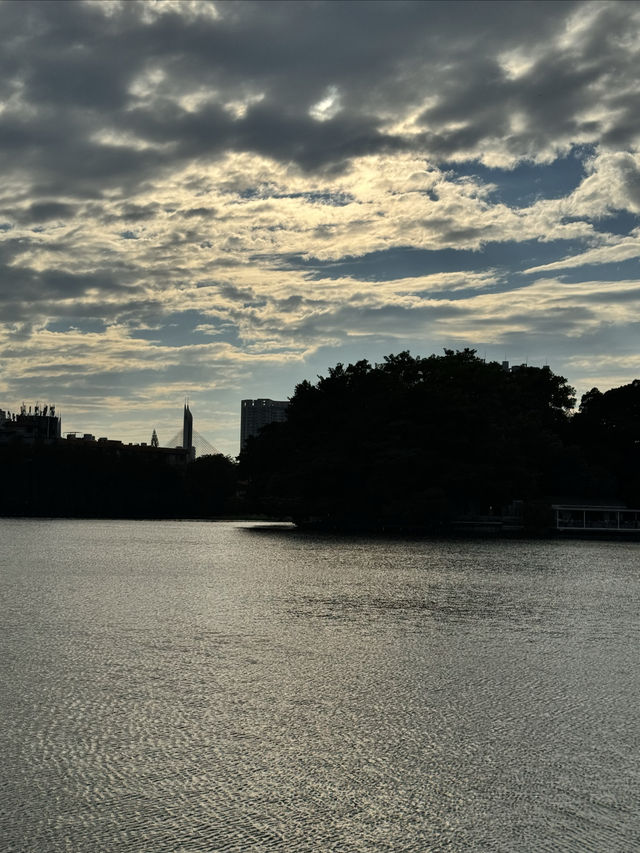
[182,403,194,460]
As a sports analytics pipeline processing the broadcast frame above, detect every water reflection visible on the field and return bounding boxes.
[1,520,639,852]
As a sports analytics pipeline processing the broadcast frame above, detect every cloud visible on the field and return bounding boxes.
[523,232,640,273]
[1,0,640,452]
[1,0,638,188]
[568,150,640,215]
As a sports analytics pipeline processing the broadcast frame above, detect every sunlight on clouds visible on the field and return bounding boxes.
[146,151,529,262]
[0,145,617,313]
[178,89,219,114]
[136,0,220,24]
[477,138,574,170]
[455,276,640,340]
[524,229,640,273]
[81,0,127,17]
[224,92,265,119]
[508,112,529,136]
[128,67,167,102]
[384,98,439,136]
[3,324,294,381]
[565,352,640,392]
[568,149,640,215]
[309,86,342,122]
[568,353,640,371]
[497,49,537,81]
[90,129,171,152]
[93,0,219,24]
[555,1,607,52]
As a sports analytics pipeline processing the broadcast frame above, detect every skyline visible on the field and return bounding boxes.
[1,0,640,455]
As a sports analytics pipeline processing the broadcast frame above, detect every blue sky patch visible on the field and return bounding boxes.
[128,310,240,347]
[282,239,590,282]
[442,148,591,208]
[590,210,640,236]
[46,319,107,334]
[548,257,640,283]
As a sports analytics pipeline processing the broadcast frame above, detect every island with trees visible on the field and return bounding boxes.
[240,349,640,533]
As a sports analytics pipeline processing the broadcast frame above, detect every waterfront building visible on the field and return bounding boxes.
[553,504,640,532]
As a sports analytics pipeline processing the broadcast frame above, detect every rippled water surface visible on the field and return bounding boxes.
[1,519,639,852]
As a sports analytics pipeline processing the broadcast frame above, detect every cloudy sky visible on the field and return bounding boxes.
[1,0,640,454]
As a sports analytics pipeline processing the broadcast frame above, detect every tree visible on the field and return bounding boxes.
[571,380,640,505]
[240,350,579,529]
[184,454,239,516]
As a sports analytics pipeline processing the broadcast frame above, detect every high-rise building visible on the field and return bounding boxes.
[240,398,288,449]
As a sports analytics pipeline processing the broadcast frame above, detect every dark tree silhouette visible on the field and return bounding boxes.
[571,380,640,506]
[0,442,239,519]
[240,349,580,530]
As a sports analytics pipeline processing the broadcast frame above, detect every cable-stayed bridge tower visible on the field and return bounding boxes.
[183,402,194,460]
[165,403,220,459]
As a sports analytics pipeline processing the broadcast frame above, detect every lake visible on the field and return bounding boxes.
[1,519,639,851]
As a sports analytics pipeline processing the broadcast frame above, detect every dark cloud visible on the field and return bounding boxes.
[24,201,78,223]
[118,203,162,222]
[180,207,217,219]
[119,97,399,174]
[0,257,143,326]
[0,0,633,193]
[419,14,640,161]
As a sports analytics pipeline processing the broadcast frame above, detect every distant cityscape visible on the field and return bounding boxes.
[0,397,290,460]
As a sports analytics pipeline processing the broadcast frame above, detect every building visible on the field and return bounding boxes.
[0,400,195,468]
[240,398,288,448]
[0,403,61,444]
[553,504,640,533]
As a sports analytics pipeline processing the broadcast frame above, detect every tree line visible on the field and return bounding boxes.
[2,349,638,526]
[0,443,239,518]
[239,349,640,531]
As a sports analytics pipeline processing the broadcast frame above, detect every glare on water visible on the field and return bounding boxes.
[1,519,639,852]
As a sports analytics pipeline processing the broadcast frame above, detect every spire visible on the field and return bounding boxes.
[182,401,194,460]
[151,428,159,448]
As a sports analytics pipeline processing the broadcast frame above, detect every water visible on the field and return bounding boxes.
[1,519,639,852]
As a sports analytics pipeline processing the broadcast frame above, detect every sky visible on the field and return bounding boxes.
[1,0,640,456]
